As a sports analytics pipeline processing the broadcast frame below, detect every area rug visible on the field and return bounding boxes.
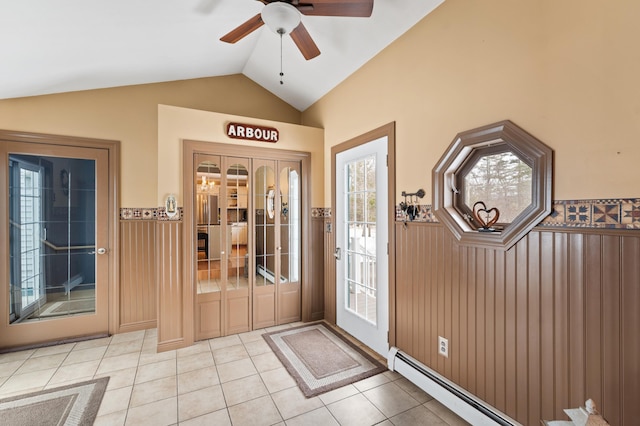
[40,299,95,317]
[263,322,386,398]
[0,377,109,426]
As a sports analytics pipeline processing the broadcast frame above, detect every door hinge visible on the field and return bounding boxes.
[387,331,389,343]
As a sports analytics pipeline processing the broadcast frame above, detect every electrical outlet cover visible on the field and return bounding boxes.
[438,336,449,357]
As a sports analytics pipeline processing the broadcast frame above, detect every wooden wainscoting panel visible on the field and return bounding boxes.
[324,218,336,324]
[567,232,586,411]
[493,242,507,412]
[585,233,604,409]
[310,217,325,321]
[119,221,157,332]
[394,222,640,426]
[156,221,184,351]
[621,236,640,426]
[539,231,557,418]
[552,232,570,419]
[395,222,411,357]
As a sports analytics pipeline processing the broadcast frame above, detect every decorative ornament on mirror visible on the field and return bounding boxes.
[472,201,500,232]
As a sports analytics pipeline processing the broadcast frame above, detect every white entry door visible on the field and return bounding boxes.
[335,135,389,356]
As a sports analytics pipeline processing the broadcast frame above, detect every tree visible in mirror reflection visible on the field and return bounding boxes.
[464,152,532,223]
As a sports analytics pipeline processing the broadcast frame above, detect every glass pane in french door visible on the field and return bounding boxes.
[9,154,96,323]
[255,164,276,287]
[345,154,377,324]
[195,155,222,294]
[226,159,249,290]
[279,166,300,284]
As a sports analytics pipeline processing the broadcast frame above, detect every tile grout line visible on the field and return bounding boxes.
[2,327,468,426]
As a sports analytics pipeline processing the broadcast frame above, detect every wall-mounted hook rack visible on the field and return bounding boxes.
[401,189,426,201]
[399,188,425,221]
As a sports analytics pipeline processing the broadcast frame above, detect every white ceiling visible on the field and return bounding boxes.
[0,0,443,111]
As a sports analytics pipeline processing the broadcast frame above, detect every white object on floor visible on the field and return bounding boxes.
[542,399,610,426]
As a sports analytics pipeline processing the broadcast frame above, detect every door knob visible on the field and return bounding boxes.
[89,248,107,255]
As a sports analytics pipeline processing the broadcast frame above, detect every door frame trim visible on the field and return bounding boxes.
[330,122,397,346]
[183,140,312,345]
[0,129,120,343]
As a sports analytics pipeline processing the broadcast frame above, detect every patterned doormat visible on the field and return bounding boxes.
[0,377,109,425]
[262,322,386,398]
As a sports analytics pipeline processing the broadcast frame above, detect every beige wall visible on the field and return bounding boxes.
[158,105,324,207]
[0,75,301,206]
[302,0,640,206]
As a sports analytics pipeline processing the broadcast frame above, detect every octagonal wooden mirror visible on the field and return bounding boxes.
[432,120,553,250]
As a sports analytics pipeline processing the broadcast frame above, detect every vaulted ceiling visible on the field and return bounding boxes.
[0,0,443,111]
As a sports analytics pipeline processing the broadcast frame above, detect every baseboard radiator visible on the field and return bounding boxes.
[388,347,521,426]
[256,264,287,284]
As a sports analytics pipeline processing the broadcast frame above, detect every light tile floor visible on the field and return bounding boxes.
[0,323,469,426]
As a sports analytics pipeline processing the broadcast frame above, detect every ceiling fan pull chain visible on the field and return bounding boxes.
[278,28,285,85]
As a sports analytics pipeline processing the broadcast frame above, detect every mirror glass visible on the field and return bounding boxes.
[226,162,249,290]
[279,167,300,283]
[195,157,221,294]
[462,150,532,223]
[255,165,275,287]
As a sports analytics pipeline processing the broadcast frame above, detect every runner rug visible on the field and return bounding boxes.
[263,322,386,398]
[0,377,109,426]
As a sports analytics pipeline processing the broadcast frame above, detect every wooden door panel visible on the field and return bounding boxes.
[254,290,275,329]
[196,292,221,340]
[226,290,250,334]
[279,283,300,324]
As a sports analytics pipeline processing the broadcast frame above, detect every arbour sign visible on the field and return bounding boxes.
[226,122,279,143]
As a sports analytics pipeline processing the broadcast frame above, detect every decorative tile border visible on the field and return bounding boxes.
[120,207,183,221]
[541,198,640,229]
[395,205,437,223]
[120,208,157,220]
[121,199,640,229]
[311,208,331,218]
[157,206,184,221]
[390,198,640,230]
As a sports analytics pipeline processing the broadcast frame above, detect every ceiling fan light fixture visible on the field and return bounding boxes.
[261,2,301,35]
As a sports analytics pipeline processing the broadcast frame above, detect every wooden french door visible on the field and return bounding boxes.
[224,157,251,335]
[253,159,302,329]
[194,154,251,339]
[0,138,112,349]
[276,160,302,324]
[193,148,303,341]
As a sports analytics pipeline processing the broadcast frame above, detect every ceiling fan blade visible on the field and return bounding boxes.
[290,22,321,60]
[220,14,264,44]
[294,0,374,17]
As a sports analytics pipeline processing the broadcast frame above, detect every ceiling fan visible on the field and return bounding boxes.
[220,0,374,60]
